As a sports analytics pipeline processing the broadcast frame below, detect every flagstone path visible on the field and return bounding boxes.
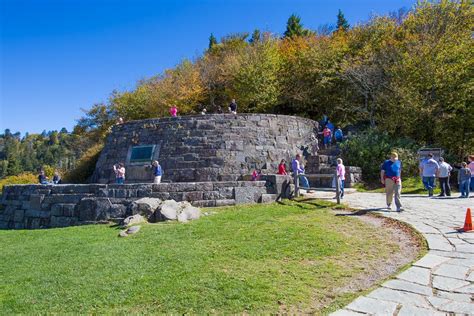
[324,192,474,315]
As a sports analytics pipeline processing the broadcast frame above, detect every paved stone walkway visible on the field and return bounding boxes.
[323,192,474,316]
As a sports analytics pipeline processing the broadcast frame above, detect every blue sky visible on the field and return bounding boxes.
[0,0,416,134]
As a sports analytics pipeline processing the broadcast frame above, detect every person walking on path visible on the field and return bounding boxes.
[228,99,237,114]
[152,160,163,184]
[380,152,403,212]
[278,159,288,175]
[292,154,310,190]
[169,105,178,117]
[322,126,332,149]
[419,153,439,197]
[113,163,126,184]
[437,157,452,197]
[458,162,471,198]
[468,155,474,192]
[336,158,346,199]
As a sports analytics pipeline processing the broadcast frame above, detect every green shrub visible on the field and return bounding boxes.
[340,129,420,182]
[0,173,38,191]
[63,143,103,183]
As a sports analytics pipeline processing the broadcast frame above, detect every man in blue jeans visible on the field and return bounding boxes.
[419,153,439,197]
[292,154,310,191]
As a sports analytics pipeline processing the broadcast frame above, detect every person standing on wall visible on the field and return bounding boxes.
[228,99,237,114]
[152,160,163,184]
[113,163,126,184]
[419,153,439,197]
[380,152,403,212]
[437,157,452,197]
[169,105,178,117]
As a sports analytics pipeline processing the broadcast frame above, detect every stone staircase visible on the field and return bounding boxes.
[303,146,362,188]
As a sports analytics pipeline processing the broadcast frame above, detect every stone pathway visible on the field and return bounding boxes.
[321,192,474,316]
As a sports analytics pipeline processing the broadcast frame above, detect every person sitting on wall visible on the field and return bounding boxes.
[38,170,49,185]
[251,169,262,181]
[52,170,62,184]
[201,108,207,115]
[278,159,288,175]
[169,105,178,117]
[228,99,237,114]
[113,163,126,184]
[152,160,163,184]
[292,154,310,190]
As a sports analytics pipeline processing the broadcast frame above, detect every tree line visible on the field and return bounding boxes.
[2,0,472,182]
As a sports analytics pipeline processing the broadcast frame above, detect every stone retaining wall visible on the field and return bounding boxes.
[0,181,268,229]
[92,114,318,183]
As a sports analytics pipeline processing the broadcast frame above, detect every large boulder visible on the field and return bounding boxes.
[180,201,201,221]
[158,200,181,220]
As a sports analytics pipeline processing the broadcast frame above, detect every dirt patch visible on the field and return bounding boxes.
[334,210,426,295]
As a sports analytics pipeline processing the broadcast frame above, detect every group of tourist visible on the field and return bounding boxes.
[110,160,163,185]
[379,153,474,213]
[37,169,62,185]
[418,153,473,198]
[169,99,239,117]
[319,115,344,149]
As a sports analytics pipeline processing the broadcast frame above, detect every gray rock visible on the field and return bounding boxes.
[158,200,180,220]
[118,230,128,237]
[129,197,162,219]
[126,225,141,234]
[180,201,201,220]
[121,214,145,227]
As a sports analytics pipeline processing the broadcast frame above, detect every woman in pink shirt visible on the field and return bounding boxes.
[469,155,474,192]
[336,158,346,199]
[169,105,178,117]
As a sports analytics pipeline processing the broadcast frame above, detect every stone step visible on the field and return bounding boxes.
[260,194,278,204]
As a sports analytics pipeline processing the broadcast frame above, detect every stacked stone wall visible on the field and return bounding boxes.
[0,182,267,229]
[92,114,318,183]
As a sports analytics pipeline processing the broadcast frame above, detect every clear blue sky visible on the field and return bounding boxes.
[0,0,416,134]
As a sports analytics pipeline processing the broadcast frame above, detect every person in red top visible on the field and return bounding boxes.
[323,127,332,149]
[278,159,288,175]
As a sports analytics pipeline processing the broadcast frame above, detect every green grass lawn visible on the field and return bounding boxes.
[354,176,449,195]
[1,200,405,314]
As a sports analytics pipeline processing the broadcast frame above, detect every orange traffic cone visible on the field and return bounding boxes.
[460,208,472,232]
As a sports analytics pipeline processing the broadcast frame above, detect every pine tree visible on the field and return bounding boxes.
[250,29,261,44]
[336,9,350,31]
[284,14,305,38]
[208,33,218,50]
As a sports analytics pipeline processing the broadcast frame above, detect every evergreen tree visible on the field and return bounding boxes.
[250,29,261,44]
[336,9,350,31]
[208,33,218,50]
[284,14,309,38]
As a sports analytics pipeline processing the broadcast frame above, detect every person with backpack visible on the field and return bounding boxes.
[334,127,343,143]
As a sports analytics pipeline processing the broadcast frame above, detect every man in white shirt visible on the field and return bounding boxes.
[437,157,452,197]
